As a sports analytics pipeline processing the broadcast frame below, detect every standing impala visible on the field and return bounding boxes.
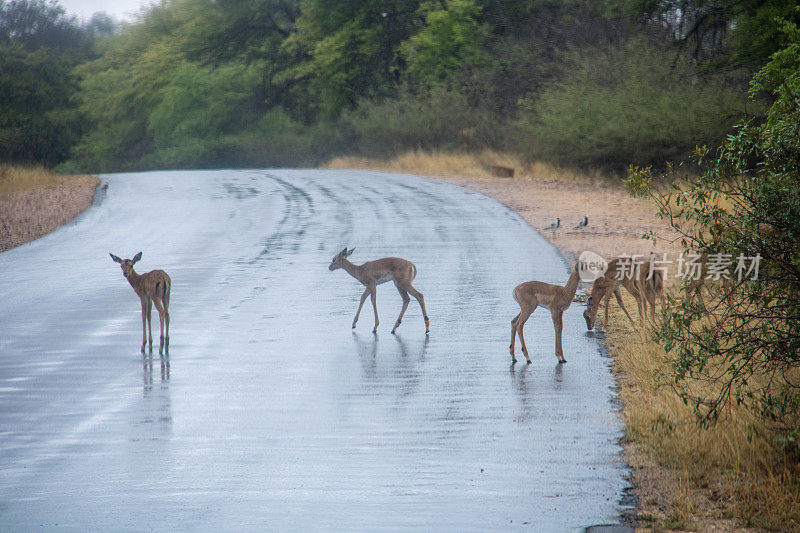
[110,252,171,354]
[328,248,429,335]
[510,262,580,364]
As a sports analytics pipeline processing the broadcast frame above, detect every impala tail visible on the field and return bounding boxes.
[159,278,171,307]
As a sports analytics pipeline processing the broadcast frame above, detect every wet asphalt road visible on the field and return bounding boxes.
[0,170,629,531]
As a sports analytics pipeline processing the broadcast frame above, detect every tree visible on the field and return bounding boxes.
[0,0,90,165]
[400,0,489,86]
[516,38,749,169]
[625,15,800,439]
[281,0,420,120]
[608,0,800,67]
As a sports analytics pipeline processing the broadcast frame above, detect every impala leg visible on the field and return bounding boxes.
[140,299,148,353]
[153,297,166,355]
[407,286,429,334]
[515,306,535,364]
[552,309,566,363]
[146,295,154,352]
[164,307,170,353]
[647,291,656,321]
[613,288,635,325]
[634,288,644,321]
[639,280,650,320]
[510,312,520,362]
[369,287,379,333]
[602,290,613,327]
[353,288,369,329]
[392,286,410,334]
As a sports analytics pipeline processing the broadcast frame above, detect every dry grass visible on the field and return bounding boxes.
[0,165,76,193]
[605,293,800,531]
[326,149,609,185]
[325,150,800,532]
[0,165,99,252]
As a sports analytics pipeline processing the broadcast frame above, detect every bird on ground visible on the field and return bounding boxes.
[545,218,560,230]
[575,216,588,229]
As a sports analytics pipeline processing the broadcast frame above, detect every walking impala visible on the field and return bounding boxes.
[110,252,171,354]
[510,262,580,363]
[328,248,429,334]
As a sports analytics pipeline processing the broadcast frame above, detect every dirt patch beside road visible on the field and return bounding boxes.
[0,167,98,252]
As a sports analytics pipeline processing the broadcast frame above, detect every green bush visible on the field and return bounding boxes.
[342,84,504,157]
[516,39,754,170]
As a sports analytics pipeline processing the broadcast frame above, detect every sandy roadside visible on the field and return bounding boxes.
[0,175,98,253]
[430,173,681,263]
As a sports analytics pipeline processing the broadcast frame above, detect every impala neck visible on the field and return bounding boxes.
[564,265,581,301]
[340,257,364,281]
[126,268,142,290]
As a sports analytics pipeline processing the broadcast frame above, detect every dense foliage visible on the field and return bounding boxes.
[1,0,797,171]
[0,0,95,165]
[625,18,800,442]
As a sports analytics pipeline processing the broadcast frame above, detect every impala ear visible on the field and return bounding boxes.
[346,248,355,257]
[110,253,122,264]
[587,297,594,308]
[132,251,142,264]
[338,247,348,256]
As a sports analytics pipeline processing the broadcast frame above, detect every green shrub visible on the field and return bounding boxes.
[516,39,754,170]
[342,84,504,157]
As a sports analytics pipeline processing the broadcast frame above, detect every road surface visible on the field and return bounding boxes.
[0,170,629,531]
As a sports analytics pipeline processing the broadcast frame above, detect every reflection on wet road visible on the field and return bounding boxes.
[0,170,628,530]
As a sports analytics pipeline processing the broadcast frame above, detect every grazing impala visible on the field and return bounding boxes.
[510,262,580,364]
[583,256,664,330]
[110,252,171,354]
[328,248,429,335]
[583,257,642,331]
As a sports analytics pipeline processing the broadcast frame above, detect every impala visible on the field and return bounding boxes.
[510,262,580,363]
[329,248,429,335]
[583,256,664,330]
[110,252,171,354]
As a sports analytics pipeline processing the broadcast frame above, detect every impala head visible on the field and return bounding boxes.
[110,251,142,278]
[583,276,611,330]
[329,247,355,271]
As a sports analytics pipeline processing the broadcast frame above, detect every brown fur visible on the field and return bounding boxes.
[329,248,429,334]
[110,252,171,354]
[583,256,665,330]
[510,263,581,363]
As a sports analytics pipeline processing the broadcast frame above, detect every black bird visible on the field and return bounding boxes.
[545,218,560,230]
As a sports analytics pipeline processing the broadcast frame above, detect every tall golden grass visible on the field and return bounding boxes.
[604,286,799,530]
[325,149,612,184]
[0,164,95,194]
